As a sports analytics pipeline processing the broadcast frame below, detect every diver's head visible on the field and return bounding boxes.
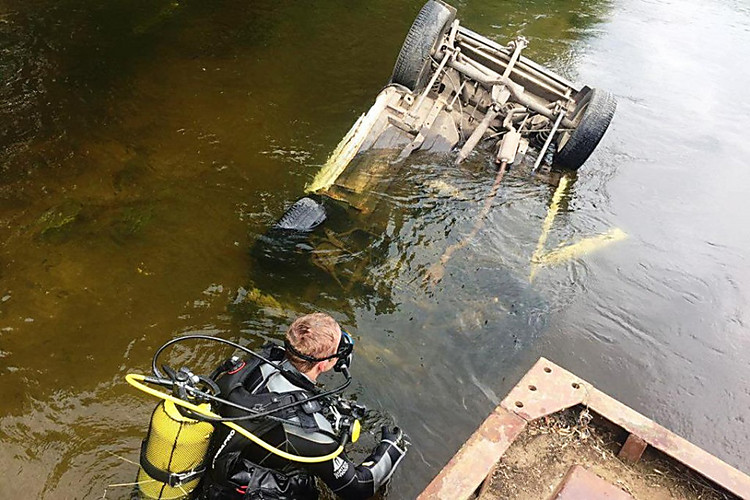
[285,313,342,381]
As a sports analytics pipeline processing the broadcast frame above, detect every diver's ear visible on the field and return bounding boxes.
[320,357,337,374]
[311,360,329,379]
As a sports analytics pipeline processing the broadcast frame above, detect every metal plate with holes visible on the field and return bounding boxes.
[419,357,750,500]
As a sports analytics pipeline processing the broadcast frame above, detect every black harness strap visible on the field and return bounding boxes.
[139,439,206,487]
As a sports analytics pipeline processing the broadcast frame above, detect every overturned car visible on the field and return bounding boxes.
[304,0,617,211]
[245,0,617,305]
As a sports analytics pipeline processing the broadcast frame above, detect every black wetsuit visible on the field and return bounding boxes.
[201,347,405,500]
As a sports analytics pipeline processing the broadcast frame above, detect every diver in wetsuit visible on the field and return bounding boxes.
[201,313,407,500]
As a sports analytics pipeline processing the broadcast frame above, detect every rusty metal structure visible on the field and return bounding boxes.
[419,358,750,499]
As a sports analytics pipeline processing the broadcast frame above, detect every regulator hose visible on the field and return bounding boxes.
[152,335,282,379]
[126,373,345,464]
[149,334,352,424]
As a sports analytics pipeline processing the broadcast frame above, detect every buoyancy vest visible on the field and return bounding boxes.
[200,346,333,500]
[210,345,328,437]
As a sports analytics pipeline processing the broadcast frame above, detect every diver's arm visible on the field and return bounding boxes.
[296,427,407,500]
[358,426,408,487]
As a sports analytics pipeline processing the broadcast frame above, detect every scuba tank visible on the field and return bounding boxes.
[136,399,214,500]
[126,334,360,498]
[134,366,217,499]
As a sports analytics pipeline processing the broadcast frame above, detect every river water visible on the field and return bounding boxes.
[1,0,749,498]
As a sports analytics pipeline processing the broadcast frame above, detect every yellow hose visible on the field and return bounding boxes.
[125,373,344,463]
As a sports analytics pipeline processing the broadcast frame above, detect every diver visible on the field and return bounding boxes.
[200,313,407,499]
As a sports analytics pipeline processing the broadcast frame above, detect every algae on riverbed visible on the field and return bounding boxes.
[35,200,84,241]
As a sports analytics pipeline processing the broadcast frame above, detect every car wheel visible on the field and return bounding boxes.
[554,88,617,170]
[390,0,456,92]
[273,197,326,231]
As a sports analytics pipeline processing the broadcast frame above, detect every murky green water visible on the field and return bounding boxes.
[2,0,750,498]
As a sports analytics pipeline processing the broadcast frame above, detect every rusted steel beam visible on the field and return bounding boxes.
[417,407,526,500]
[502,358,750,499]
[476,463,497,498]
[550,465,634,500]
[421,357,750,499]
[618,433,648,463]
[499,358,587,421]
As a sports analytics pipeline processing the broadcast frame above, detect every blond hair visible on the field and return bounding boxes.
[286,313,340,372]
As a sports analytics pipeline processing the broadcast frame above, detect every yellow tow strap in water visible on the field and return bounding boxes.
[529,176,627,281]
[126,374,344,463]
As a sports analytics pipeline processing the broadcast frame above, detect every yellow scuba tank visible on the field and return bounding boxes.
[136,399,214,500]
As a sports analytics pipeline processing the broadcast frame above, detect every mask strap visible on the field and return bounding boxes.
[284,341,339,363]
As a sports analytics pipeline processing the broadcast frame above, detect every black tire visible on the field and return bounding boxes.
[273,197,326,231]
[554,89,617,170]
[390,1,456,91]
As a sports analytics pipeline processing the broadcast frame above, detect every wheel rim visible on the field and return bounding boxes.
[557,92,591,150]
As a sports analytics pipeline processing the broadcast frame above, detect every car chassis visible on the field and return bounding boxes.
[306,0,616,204]
[265,1,617,289]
